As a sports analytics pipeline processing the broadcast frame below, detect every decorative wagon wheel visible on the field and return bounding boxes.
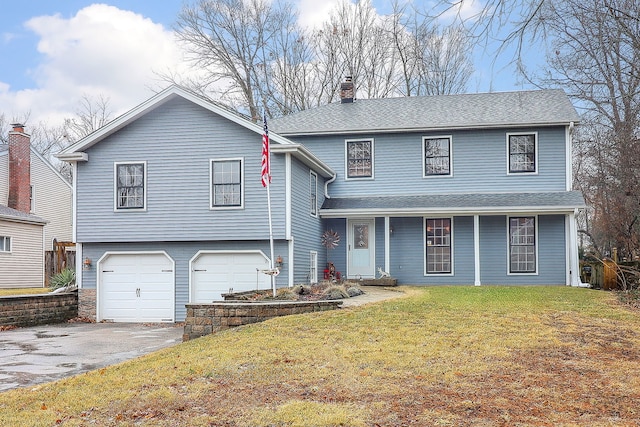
[321,229,340,250]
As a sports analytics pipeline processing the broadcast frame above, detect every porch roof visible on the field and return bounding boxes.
[0,205,47,225]
[320,191,586,217]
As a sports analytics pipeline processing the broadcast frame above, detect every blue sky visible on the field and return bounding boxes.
[0,0,539,128]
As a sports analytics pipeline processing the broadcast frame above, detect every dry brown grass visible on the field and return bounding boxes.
[1,286,639,426]
[0,287,50,297]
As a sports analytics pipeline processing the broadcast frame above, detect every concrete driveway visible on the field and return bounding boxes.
[0,323,183,392]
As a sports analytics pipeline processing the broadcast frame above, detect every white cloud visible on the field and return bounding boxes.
[296,0,342,29]
[438,0,486,23]
[0,4,189,127]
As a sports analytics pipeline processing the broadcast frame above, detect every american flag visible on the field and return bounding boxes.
[261,112,271,187]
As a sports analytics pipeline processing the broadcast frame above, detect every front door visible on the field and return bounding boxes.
[348,219,375,278]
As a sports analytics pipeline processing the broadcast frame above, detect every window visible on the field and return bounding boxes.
[508,133,537,173]
[211,159,243,208]
[425,218,452,274]
[346,139,373,178]
[0,236,11,252]
[30,185,34,213]
[115,162,146,210]
[423,136,451,176]
[310,251,318,284]
[509,216,537,273]
[310,171,318,216]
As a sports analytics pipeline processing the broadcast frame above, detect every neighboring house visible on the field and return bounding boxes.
[0,124,73,288]
[57,84,584,323]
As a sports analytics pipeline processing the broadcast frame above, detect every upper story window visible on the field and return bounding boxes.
[509,216,537,274]
[30,185,34,213]
[508,133,537,174]
[425,218,452,274]
[0,236,12,253]
[310,171,318,217]
[115,162,146,210]
[211,158,243,209]
[345,139,373,179]
[423,136,452,176]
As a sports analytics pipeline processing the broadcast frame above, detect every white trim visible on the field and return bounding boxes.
[29,147,72,190]
[285,154,292,238]
[310,170,318,218]
[424,217,454,276]
[30,184,35,214]
[75,242,83,289]
[72,162,77,242]
[566,124,573,191]
[384,216,391,274]
[188,250,270,303]
[310,250,318,284]
[506,132,538,175]
[96,251,175,322]
[320,205,579,218]
[209,157,245,210]
[113,161,147,212]
[422,135,453,178]
[506,215,539,276]
[568,210,581,286]
[271,144,334,179]
[474,215,481,286]
[345,138,375,180]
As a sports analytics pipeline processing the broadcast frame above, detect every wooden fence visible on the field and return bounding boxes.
[44,240,76,286]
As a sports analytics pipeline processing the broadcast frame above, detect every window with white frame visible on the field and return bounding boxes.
[423,136,451,176]
[211,159,243,208]
[509,216,536,273]
[310,251,318,284]
[30,185,34,213]
[310,171,318,216]
[346,139,373,178]
[115,162,146,210]
[425,218,452,274]
[508,133,537,173]
[0,236,11,252]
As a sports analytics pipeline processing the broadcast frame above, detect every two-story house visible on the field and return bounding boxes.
[57,84,584,323]
[0,124,73,288]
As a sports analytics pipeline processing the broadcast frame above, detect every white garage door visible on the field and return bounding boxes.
[191,251,271,302]
[99,253,175,322]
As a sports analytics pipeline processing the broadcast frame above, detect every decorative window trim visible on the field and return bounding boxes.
[310,251,318,284]
[114,161,147,211]
[0,236,12,253]
[210,158,244,210]
[507,132,538,175]
[424,217,454,276]
[507,215,539,275]
[422,135,453,177]
[345,138,374,180]
[310,170,318,217]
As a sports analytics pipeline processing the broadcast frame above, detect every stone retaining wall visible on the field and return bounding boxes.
[183,300,342,341]
[0,292,78,327]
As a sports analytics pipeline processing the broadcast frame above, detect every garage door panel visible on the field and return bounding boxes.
[100,253,175,322]
[191,252,271,303]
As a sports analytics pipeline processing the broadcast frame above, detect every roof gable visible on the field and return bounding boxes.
[270,89,580,136]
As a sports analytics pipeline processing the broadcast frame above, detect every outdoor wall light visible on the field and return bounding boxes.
[276,255,284,269]
[83,257,92,270]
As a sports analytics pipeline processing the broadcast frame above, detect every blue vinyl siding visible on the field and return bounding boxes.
[76,97,286,243]
[323,218,347,277]
[290,156,327,284]
[295,127,567,198]
[81,240,289,321]
[480,215,566,285]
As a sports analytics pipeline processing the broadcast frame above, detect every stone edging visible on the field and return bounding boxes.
[183,300,342,341]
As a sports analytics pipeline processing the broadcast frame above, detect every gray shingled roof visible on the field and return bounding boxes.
[0,205,47,225]
[270,90,580,136]
[321,191,585,214]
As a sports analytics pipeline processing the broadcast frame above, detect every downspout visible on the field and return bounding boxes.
[324,174,337,199]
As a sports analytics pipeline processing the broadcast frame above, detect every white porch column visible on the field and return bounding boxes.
[568,211,581,286]
[384,216,391,274]
[474,214,481,286]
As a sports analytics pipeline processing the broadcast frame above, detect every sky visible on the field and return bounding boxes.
[0,0,538,130]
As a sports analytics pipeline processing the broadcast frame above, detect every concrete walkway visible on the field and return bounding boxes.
[341,285,406,307]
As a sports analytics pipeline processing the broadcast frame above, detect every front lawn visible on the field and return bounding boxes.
[1,286,639,426]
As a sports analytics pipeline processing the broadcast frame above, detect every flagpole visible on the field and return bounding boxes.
[266,181,276,297]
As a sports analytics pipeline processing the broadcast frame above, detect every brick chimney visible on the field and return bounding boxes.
[8,123,31,213]
[340,76,354,104]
